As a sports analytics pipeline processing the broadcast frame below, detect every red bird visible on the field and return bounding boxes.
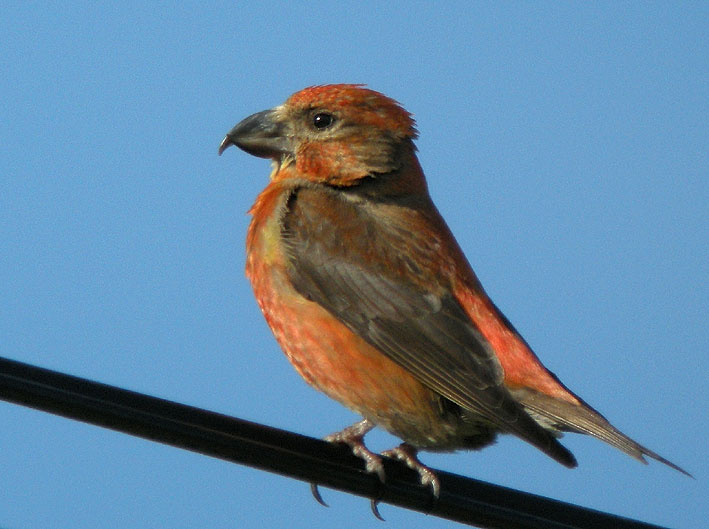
[219,84,687,495]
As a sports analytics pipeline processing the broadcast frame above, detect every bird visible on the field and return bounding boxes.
[218,84,689,498]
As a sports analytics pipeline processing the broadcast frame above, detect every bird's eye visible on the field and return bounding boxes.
[312,112,334,130]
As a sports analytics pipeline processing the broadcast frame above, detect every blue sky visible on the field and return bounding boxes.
[1,2,706,528]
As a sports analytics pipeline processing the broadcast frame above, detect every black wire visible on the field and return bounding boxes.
[0,356,669,529]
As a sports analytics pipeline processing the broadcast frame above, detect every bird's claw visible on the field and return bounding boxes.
[370,498,385,521]
[310,483,329,507]
[312,479,384,521]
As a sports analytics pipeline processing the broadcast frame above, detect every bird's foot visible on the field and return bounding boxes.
[323,418,385,482]
[382,443,441,498]
[311,419,386,519]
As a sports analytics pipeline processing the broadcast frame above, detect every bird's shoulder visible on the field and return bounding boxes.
[281,182,454,286]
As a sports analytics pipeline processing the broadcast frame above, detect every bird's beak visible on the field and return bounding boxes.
[218,108,291,159]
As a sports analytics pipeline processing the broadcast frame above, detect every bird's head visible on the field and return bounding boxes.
[219,84,419,187]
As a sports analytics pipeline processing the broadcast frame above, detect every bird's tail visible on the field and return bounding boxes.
[512,387,691,476]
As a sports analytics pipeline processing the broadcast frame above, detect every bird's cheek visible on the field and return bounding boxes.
[296,143,368,184]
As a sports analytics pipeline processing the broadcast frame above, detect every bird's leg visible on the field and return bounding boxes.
[382,443,441,498]
[324,418,384,482]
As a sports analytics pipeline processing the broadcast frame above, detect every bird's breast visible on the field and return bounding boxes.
[244,184,475,448]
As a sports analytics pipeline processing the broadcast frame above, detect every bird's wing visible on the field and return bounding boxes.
[281,186,576,467]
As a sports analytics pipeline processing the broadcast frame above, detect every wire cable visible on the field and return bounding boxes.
[0,356,670,529]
